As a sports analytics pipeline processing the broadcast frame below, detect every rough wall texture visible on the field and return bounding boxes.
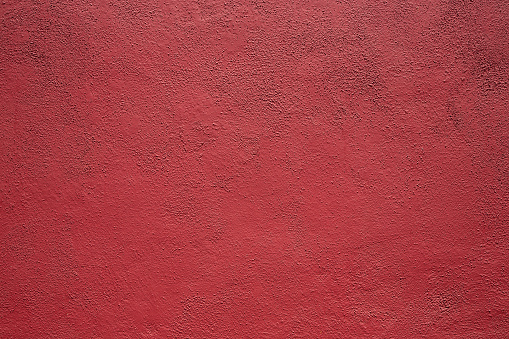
[1,0,508,338]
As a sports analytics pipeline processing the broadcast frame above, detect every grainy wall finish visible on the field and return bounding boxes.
[0,0,508,337]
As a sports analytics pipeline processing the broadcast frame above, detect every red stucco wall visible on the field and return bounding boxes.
[1,0,508,337]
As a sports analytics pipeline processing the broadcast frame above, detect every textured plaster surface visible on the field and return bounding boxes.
[1,0,508,338]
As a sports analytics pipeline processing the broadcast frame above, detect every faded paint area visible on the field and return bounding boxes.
[1,0,508,338]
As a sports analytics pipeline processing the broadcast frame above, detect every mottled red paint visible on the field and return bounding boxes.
[1,0,508,338]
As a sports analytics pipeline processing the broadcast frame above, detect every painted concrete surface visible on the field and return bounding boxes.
[1,0,508,337]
